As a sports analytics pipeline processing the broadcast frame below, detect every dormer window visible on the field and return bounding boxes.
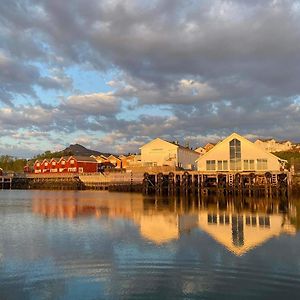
[61,161,66,165]
[52,162,56,166]
[36,163,40,167]
[70,159,75,164]
[45,162,48,166]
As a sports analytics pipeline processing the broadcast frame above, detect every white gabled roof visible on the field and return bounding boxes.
[140,137,179,149]
[196,132,286,163]
[140,137,199,154]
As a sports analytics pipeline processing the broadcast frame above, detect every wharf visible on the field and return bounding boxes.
[1,170,291,197]
[142,170,290,197]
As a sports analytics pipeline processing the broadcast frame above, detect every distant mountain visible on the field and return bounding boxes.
[63,144,112,157]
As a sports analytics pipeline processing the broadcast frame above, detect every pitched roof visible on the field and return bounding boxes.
[196,132,287,163]
[140,137,199,154]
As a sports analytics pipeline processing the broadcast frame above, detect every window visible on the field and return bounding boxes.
[52,161,56,166]
[223,160,228,170]
[36,163,40,167]
[79,167,83,173]
[257,159,268,170]
[218,160,222,170]
[61,161,65,165]
[45,162,48,166]
[70,159,75,164]
[206,160,216,171]
[229,139,241,170]
[244,159,255,170]
[217,160,228,171]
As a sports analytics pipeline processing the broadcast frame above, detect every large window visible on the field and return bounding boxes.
[244,159,255,170]
[257,159,268,170]
[217,160,228,171]
[206,160,216,171]
[229,139,241,170]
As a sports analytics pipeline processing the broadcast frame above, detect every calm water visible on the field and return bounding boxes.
[1,190,300,299]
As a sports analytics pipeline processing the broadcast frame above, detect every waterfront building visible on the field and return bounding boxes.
[140,138,200,170]
[196,132,286,172]
[40,159,50,173]
[119,154,135,168]
[34,156,98,174]
[107,155,122,168]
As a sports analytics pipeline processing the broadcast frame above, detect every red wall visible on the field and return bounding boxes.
[33,157,98,174]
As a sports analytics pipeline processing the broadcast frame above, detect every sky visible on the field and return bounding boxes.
[1,0,300,157]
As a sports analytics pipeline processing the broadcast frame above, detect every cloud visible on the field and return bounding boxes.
[1,0,300,155]
[62,92,120,116]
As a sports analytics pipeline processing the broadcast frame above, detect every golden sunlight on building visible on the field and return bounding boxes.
[196,133,287,172]
[140,138,199,170]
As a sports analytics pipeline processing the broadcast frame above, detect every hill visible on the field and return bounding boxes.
[63,144,111,157]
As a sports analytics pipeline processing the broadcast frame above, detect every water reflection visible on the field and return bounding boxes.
[32,192,297,256]
[2,190,300,299]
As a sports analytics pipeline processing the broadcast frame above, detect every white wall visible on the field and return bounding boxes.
[178,148,200,170]
[141,138,200,169]
[141,139,178,167]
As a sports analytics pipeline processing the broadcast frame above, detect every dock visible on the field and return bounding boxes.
[0,170,291,197]
[142,171,289,197]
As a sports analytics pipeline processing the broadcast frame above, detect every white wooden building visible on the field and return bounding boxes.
[196,133,286,172]
[140,138,200,170]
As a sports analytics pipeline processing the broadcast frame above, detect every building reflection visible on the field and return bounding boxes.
[32,192,298,256]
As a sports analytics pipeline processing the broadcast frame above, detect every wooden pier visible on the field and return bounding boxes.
[0,175,13,189]
[142,171,289,197]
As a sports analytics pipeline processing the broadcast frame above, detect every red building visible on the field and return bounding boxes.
[33,156,98,174]
[34,159,51,174]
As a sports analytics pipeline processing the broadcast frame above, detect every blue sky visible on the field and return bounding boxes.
[1,0,300,157]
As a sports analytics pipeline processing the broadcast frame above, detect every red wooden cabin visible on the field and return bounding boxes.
[66,156,98,173]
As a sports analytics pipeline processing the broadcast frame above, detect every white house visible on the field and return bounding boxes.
[196,133,286,172]
[140,138,200,170]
